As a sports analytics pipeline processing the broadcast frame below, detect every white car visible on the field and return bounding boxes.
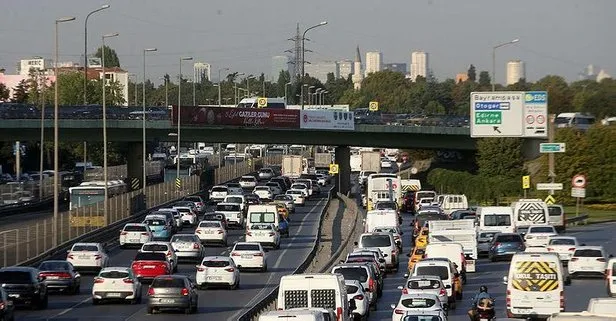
[546,236,579,263]
[316,174,328,186]
[92,267,142,304]
[346,279,369,320]
[170,234,205,262]
[173,206,198,227]
[224,194,247,213]
[398,275,448,310]
[195,220,228,246]
[524,225,558,247]
[139,242,178,273]
[294,180,313,197]
[568,246,609,278]
[258,168,274,181]
[265,182,283,196]
[290,183,309,198]
[66,243,109,272]
[215,203,244,228]
[253,186,273,201]
[183,195,206,214]
[239,176,257,189]
[119,223,153,248]
[226,183,244,195]
[246,223,280,249]
[230,242,267,271]
[390,293,445,321]
[195,256,240,290]
[286,190,306,206]
[157,208,183,230]
[273,194,295,213]
[209,185,228,203]
[607,258,616,297]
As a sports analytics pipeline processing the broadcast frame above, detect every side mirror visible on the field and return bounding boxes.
[379,258,386,263]
[383,254,388,257]
[397,285,403,290]
[502,276,508,285]
[195,265,200,269]
[610,254,614,258]
[353,242,358,246]
[445,284,452,289]
[403,273,409,278]
[390,304,397,310]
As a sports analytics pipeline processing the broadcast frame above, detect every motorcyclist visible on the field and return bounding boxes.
[467,285,495,321]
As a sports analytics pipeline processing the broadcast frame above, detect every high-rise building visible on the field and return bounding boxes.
[352,46,363,90]
[271,55,290,81]
[194,62,211,82]
[410,51,428,81]
[365,51,383,76]
[383,63,407,74]
[506,60,525,85]
[305,61,338,83]
[338,60,354,79]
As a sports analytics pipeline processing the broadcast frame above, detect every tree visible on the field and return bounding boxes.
[467,64,476,82]
[94,45,121,68]
[0,83,9,101]
[276,70,291,99]
[11,80,29,103]
[478,71,491,88]
[476,137,525,179]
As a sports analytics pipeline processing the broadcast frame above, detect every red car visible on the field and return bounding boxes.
[131,252,170,282]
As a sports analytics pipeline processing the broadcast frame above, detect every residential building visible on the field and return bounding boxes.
[365,51,383,76]
[506,60,525,85]
[383,63,407,74]
[305,61,338,83]
[271,56,290,81]
[194,62,211,82]
[410,51,428,81]
[338,59,353,79]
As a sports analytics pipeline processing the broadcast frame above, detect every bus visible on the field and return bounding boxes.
[266,145,287,156]
[245,145,266,158]
[68,180,127,227]
[288,145,307,156]
[555,112,596,131]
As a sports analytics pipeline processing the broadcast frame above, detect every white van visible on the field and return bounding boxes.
[364,210,398,233]
[258,309,326,321]
[439,194,468,216]
[548,312,616,321]
[505,253,565,319]
[247,204,279,227]
[587,298,616,315]
[424,243,467,282]
[607,257,616,297]
[477,206,514,234]
[548,204,566,232]
[277,274,351,321]
[511,199,549,235]
[237,97,287,109]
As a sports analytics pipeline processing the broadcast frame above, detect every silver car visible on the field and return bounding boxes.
[477,231,498,257]
[397,275,449,311]
[146,275,198,314]
[258,168,274,181]
[170,234,205,262]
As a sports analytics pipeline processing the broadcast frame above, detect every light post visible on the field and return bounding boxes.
[302,84,308,106]
[492,38,519,91]
[84,4,110,104]
[284,81,292,105]
[301,21,327,109]
[234,72,245,105]
[176,57,193,184]
[160,76,169,107]
[102,32,119,226]
[308,86,315,106]
[142,48,157,190]
[322,90,329,106]
[53,16,75,248]
[38,71,46,199]
[218,67,229,107]
[246,75,255,97]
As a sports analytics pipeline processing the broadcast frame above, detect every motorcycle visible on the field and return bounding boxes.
[475,297,495,321]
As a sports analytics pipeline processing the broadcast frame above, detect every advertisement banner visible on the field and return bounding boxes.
[300,110,355,131]
[171,106,300,128]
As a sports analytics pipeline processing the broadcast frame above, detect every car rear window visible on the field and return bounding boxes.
[39,262,70,271]
[400,297,437,308]
[548,206,563,216]
[151,277,185,288]
[0,271,32,283]
[360,235,392,247]
[549,238,575,246]
[212,187,227,192]
[144,219,165,226]
[333,267,368,283]
[375,202,396,210]
[495,235,523,243]
[134,252,166,261]
[100,270,129,279]
[171,235,198,243]
[199,221,221,228]
[574,249,603,257]
[416,214,445,227]
[203,214,225,221]
[235,244,260,251]
[142,244,169,252]
[202,260,230,268]
[479,232,497,239]
[124,225,147,232]
[346,284,359,293]
[217,204,240,211]
[530,227,555,233]
[72,245,98,251]
[226,197,243,203]
[416,266,449,280]
[407,279,442,290]
[402,315,442,321]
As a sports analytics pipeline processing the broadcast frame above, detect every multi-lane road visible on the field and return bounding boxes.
[14,190,330,321]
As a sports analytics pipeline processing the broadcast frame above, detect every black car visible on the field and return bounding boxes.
[0,267,48,309]
[0,288,15,321]
[37,260,81,294]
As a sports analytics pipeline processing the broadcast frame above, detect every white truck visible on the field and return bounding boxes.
[360,151,381,172]
[314,153,332,169]
[282,155,303,178]
[364,209,398,233]
[350,154,362,172]
[428,220,477,272]
[511,198,549,235]
[365,173,401,211]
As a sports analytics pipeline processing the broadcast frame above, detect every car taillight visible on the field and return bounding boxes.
[401,288,408,294]
[336,307,343,321]
[369,278,375,292]
[94,277,104,284]
[193,243,200,249]
[67,254,74,259]
[439,288,447,296]
[394,308,405,314]
[570,258,579,262]
[597,258,607,262]
[225,267,235,272]
[0,302,5,310]
[197,202,203,207]
[506,290,511,307]
[120,232,127,235]
[353,294,364,300]
[195,229,202,234]
[218,230,224,234]
[254,253,264,257]
[148,287,155,296]
[547,247,553,251]
[94,255,102,260]
[123,278,134,284]
[568,248,576,251]
[560,291,565,309]
[181,288,189,296]
[246,232,252,236]
[231,252,240,256]
[141,232,149,236]
[494,242,501,248]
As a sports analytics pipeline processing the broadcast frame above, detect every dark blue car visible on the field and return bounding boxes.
[488,233,526,262]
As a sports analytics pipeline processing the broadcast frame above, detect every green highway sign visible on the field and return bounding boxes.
[475,111,502,125]
[540,143,566,153]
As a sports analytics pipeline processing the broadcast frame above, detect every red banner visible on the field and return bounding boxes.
[171,106,300,128]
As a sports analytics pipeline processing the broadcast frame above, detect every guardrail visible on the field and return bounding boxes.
[237,187,335,321]
[565,214,589,225]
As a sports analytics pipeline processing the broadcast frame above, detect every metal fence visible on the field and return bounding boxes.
[0,178,54,205]
[0,156,278,268]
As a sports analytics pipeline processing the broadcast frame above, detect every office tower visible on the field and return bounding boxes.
[365,51,383,75]
[410,51,428,81]
[506,60,525,85]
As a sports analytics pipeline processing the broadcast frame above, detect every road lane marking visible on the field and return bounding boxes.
[45,296,91,320]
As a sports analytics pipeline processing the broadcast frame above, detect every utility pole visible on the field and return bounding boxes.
[548,114,556,195]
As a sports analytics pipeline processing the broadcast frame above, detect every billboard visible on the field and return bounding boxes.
[171,106,300,128]
[300,110,355,131]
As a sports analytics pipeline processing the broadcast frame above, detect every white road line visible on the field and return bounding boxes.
[228,197,326,320]
[46,296,91,320]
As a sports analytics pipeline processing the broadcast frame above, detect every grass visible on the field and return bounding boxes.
[564,205,616,223]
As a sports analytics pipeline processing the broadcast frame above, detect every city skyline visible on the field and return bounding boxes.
[0,0,613,85]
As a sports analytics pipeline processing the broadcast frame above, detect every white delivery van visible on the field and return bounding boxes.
[424,243,467,282]
[477,206,515,234]
[364,209,398,233]
[547,312,616,321]
[247,204,279,228]
[277,274,351,321]
[505,253,565,319]
[258,309,326,321]
[414,191,437,212]
[428,220,477,272]
[587,298,616,315]
[438,194,469,217]
[548,204,566,232]
[511,199,549,235]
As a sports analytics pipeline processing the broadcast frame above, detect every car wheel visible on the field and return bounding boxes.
[147,307,155,314]
[73,282,80,294]
[184,305,192,314]
[370,302,377,311]
[120,244,126,249]
[490,256,496,262]
[262,265,268,272]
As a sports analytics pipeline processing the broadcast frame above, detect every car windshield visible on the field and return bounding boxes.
[483,214,511,226]
[400,297,437,308]
[407,279,442,290]
[199,221,221,228]
[333,267,368,282]
[255,187,269,191]
[241,177,255,181]
[416,214,444,227]
[373,227,397,234]
[235,244,260,251]
[124,225,147,232]
[144,219,165,226]
[142,244,169,252]
[202,260,230,268]
[171,235,199,243]
[287,190,301,195]
[100,270,129,279]
[291,184,306,189]
[274,195,290,201]
[0,271,31,283]
[479,232,497,239]
[495,235,523,243]
[530,227,555,233]
[217,204,240,211]
[549,238,575,246]
[416,266,449,280]
[574,249,603,257]
[134,252,166,261]
[226,197,243,203]
[39,262,70,271]
[151,277,185,288]
[360,235,392,247]
[227,183,241,188]
[72,245,98,251]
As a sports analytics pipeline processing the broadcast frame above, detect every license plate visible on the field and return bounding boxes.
[47,276,60,280]
[538,236,547,239]
[581,266,592,270]
[160,299,175,304]
[206,276,223,280]
[8,294,19,298]
[480,319,489,321]
[129,239,140,243]
[176,244,189,248]
[144,265,155,269]
[205,230,214,234]
[107,293,122,298]
[241,255,252,259]
[78,255,89,259]
[515,308,532,314]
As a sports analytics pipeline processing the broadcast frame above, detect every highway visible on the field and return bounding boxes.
[368,218,616,321]
[14,188,331,321]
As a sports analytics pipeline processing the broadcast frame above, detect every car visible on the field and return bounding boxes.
[226,183,244,195]
[0,288,15,321]
[92,267,142,305]
[244,193,261,205]
[258,168,275,181]
[331,263,378,310]
[398,275,448,311]
[488,233,526,262]
[201,212,228,230]
[209,185,228,203]
[273,194,295,213]
[119,223,153,248]
[345,279,370,320]
[477,231,498,257]
[172,206,198,227]
[407,258,462,308]
[195,256,240,290]
[568,246,610,279]
[316,174,329,186]
[356,232,399,272]
[546,236,579,263]
[148,211,178,233]
[524,225,558,247]
[0,267,48,309]
[143,215,174,240]
[294,180,314,198]
[407,247,425,273]
[246,223,281,249]
[215,203,244,228]
[375,201,398,213]
[195,220,228,246]
[66,243,109,273]
[139,242,178,273]
[350,248,387,276]
[286,189,306,206]
[265,182,283,196]
[390,293,445,321]
[37,260,81,294]
[278,214,290,238]
[182,195,206,214]
[607,257,616,297]
[223,194,247,214]
[290,183,309,197]
[131,252,170,283]
[372,226,403,250]
[269,177,289,193]
[310,180,321,194]
[230,242,267,272]
[157,208,183,231]
[239,175,257,189]
[170,234,205,262]
[273,202,290,221]
[146,275,198,314]
[253,186,273,201]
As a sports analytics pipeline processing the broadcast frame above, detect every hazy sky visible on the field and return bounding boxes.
[1,0,613,84]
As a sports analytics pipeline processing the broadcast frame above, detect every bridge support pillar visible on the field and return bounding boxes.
[335,145,351,195]
[126,142,144,190]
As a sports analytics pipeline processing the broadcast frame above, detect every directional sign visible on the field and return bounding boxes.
[470,92,524,137]
[369,101,379,112]
[572,174,586,188]
[522,175,531,189]
[544,195,556,205]
[329,163,339,175]
[571,187,586,198]
[540,143,566,153]
[523,91,548,138]
[536,183,563,190]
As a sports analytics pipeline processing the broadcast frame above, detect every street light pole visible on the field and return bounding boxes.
[176,57,193,185]
[84,4,110,104]
[234,72,245,105]
[142,48,157,190]
[53,16,75,248]
[102,32,119,226]
[218,67,229,107]
[301,21,327,109]
[492,38,519,91]
[284,81,292,105]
